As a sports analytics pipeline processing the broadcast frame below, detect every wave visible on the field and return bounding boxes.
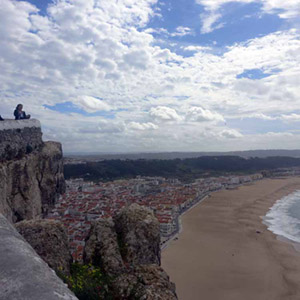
[264,190,300,243]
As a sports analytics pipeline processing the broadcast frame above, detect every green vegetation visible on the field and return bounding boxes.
[64,155,300,182]
[58,263,113,300]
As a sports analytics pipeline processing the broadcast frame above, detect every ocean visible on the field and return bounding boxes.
[264,190,300,243]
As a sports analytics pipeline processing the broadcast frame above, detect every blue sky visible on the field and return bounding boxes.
[149,1,284,48]
[1,0,300,152]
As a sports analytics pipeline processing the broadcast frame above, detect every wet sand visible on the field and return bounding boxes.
[162,178,300,300]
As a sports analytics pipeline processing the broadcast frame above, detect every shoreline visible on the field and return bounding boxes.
[161,195,209,250]
[162,177,300,300]
[162,181,259,251]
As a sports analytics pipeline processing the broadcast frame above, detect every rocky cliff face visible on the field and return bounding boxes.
[0,121,176,299]
[84,204,177,299]
[0,120,65,223]
[15,219,72,276]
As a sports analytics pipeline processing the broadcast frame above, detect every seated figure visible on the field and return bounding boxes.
[14,104,31,120]
[0,115,3,121]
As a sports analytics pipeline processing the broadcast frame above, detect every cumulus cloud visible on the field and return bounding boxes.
[149,106,182,122]
[74,96,112,113]
[220,129,243,138]
[123,50,150,70]
[186,107,225,122]
[0,0,299,152]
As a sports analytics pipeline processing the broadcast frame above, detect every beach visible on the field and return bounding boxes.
[162,178,300,300]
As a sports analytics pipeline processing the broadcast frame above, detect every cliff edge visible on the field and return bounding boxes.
[0,119,65,223]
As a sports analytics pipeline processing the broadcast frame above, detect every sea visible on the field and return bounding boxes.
[264,190,300,243]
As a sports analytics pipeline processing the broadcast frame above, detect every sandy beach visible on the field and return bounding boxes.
[162,178,300,300]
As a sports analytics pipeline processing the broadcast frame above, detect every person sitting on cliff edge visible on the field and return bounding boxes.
[0,115,4,121]
[14,104,31,120]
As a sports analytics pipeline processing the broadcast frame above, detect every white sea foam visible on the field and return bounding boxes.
[264,190,300,243]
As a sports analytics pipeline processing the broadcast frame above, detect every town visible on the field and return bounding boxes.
[47,173,263,261]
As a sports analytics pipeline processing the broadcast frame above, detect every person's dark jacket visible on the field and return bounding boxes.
[14,109,28,120]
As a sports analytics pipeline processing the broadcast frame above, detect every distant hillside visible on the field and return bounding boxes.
[65,149,300,161]
[64,155,300,182]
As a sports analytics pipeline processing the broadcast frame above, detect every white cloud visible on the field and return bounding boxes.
[123,50,150,70]
[183,45,211,52]
[242,113,276,120]
[220,129,243,138]
[170,26,194,37]
[74,96,112,113]
[149,106,182,122]
[280,114,300,122]
[186,107,225,122]
[200,12,224,34]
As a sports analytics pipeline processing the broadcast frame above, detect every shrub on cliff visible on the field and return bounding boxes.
[58,263,113,300]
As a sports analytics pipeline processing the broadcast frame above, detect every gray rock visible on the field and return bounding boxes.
[83,204,177,299]
[0,214,77,300]
[114,203,161,266]
[132,265,177,300]
[15,219,72,275]
[110,265,178,299]
[0,141,65,222]
[84,218,126,276]
[110,273,138,299]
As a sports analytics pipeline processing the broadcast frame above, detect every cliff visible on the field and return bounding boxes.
[0,119,65,223]
[0,119,76,300]
[0,121,176,299]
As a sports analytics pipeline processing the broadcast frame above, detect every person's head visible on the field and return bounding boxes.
[16,104,23,111]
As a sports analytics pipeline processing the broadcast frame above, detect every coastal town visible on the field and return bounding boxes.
[46,173,263,261]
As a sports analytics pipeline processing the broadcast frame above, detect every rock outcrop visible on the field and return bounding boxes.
[15,219,72,276]
[84,218,126,276]
[0,214,78,300]
[84,204,177,299]
[114,203,161,266]
[0,120,65,223]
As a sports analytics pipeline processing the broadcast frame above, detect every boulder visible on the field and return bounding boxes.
[15,219,72,275]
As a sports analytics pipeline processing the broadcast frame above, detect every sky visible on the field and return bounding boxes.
[0,0,300,153]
